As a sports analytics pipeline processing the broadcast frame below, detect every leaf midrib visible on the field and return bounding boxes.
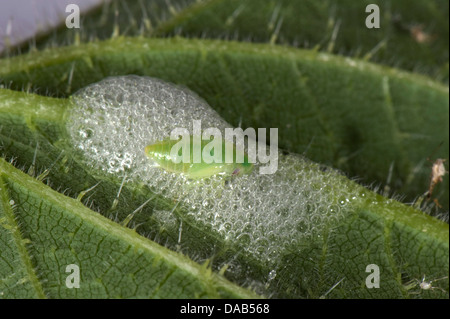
[1,38,448,94]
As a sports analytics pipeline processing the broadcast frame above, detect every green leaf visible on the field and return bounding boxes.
[1,37,448,209]
[156,0,449,82]
[0,37,448,298]
[0,157,260,298]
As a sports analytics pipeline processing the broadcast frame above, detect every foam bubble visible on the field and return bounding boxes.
[67,75,353,267]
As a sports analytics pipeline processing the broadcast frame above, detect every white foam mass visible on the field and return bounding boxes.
[67,75,354,267]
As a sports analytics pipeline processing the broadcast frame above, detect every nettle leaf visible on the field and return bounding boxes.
[1,37,448,209]
[156,0,449,83]
[3,0,448,209]
[0,156,260,299]
[0,37,448,299]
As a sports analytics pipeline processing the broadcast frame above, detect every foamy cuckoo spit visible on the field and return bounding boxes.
[67,75,356,270]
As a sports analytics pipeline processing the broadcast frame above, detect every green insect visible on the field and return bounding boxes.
[145,135,253,179]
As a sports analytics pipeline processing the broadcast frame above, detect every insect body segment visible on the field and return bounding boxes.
[405,275,449,294]
[145,136,253,179]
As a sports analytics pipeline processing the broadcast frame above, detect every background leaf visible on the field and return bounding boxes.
[156,0,449,83]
